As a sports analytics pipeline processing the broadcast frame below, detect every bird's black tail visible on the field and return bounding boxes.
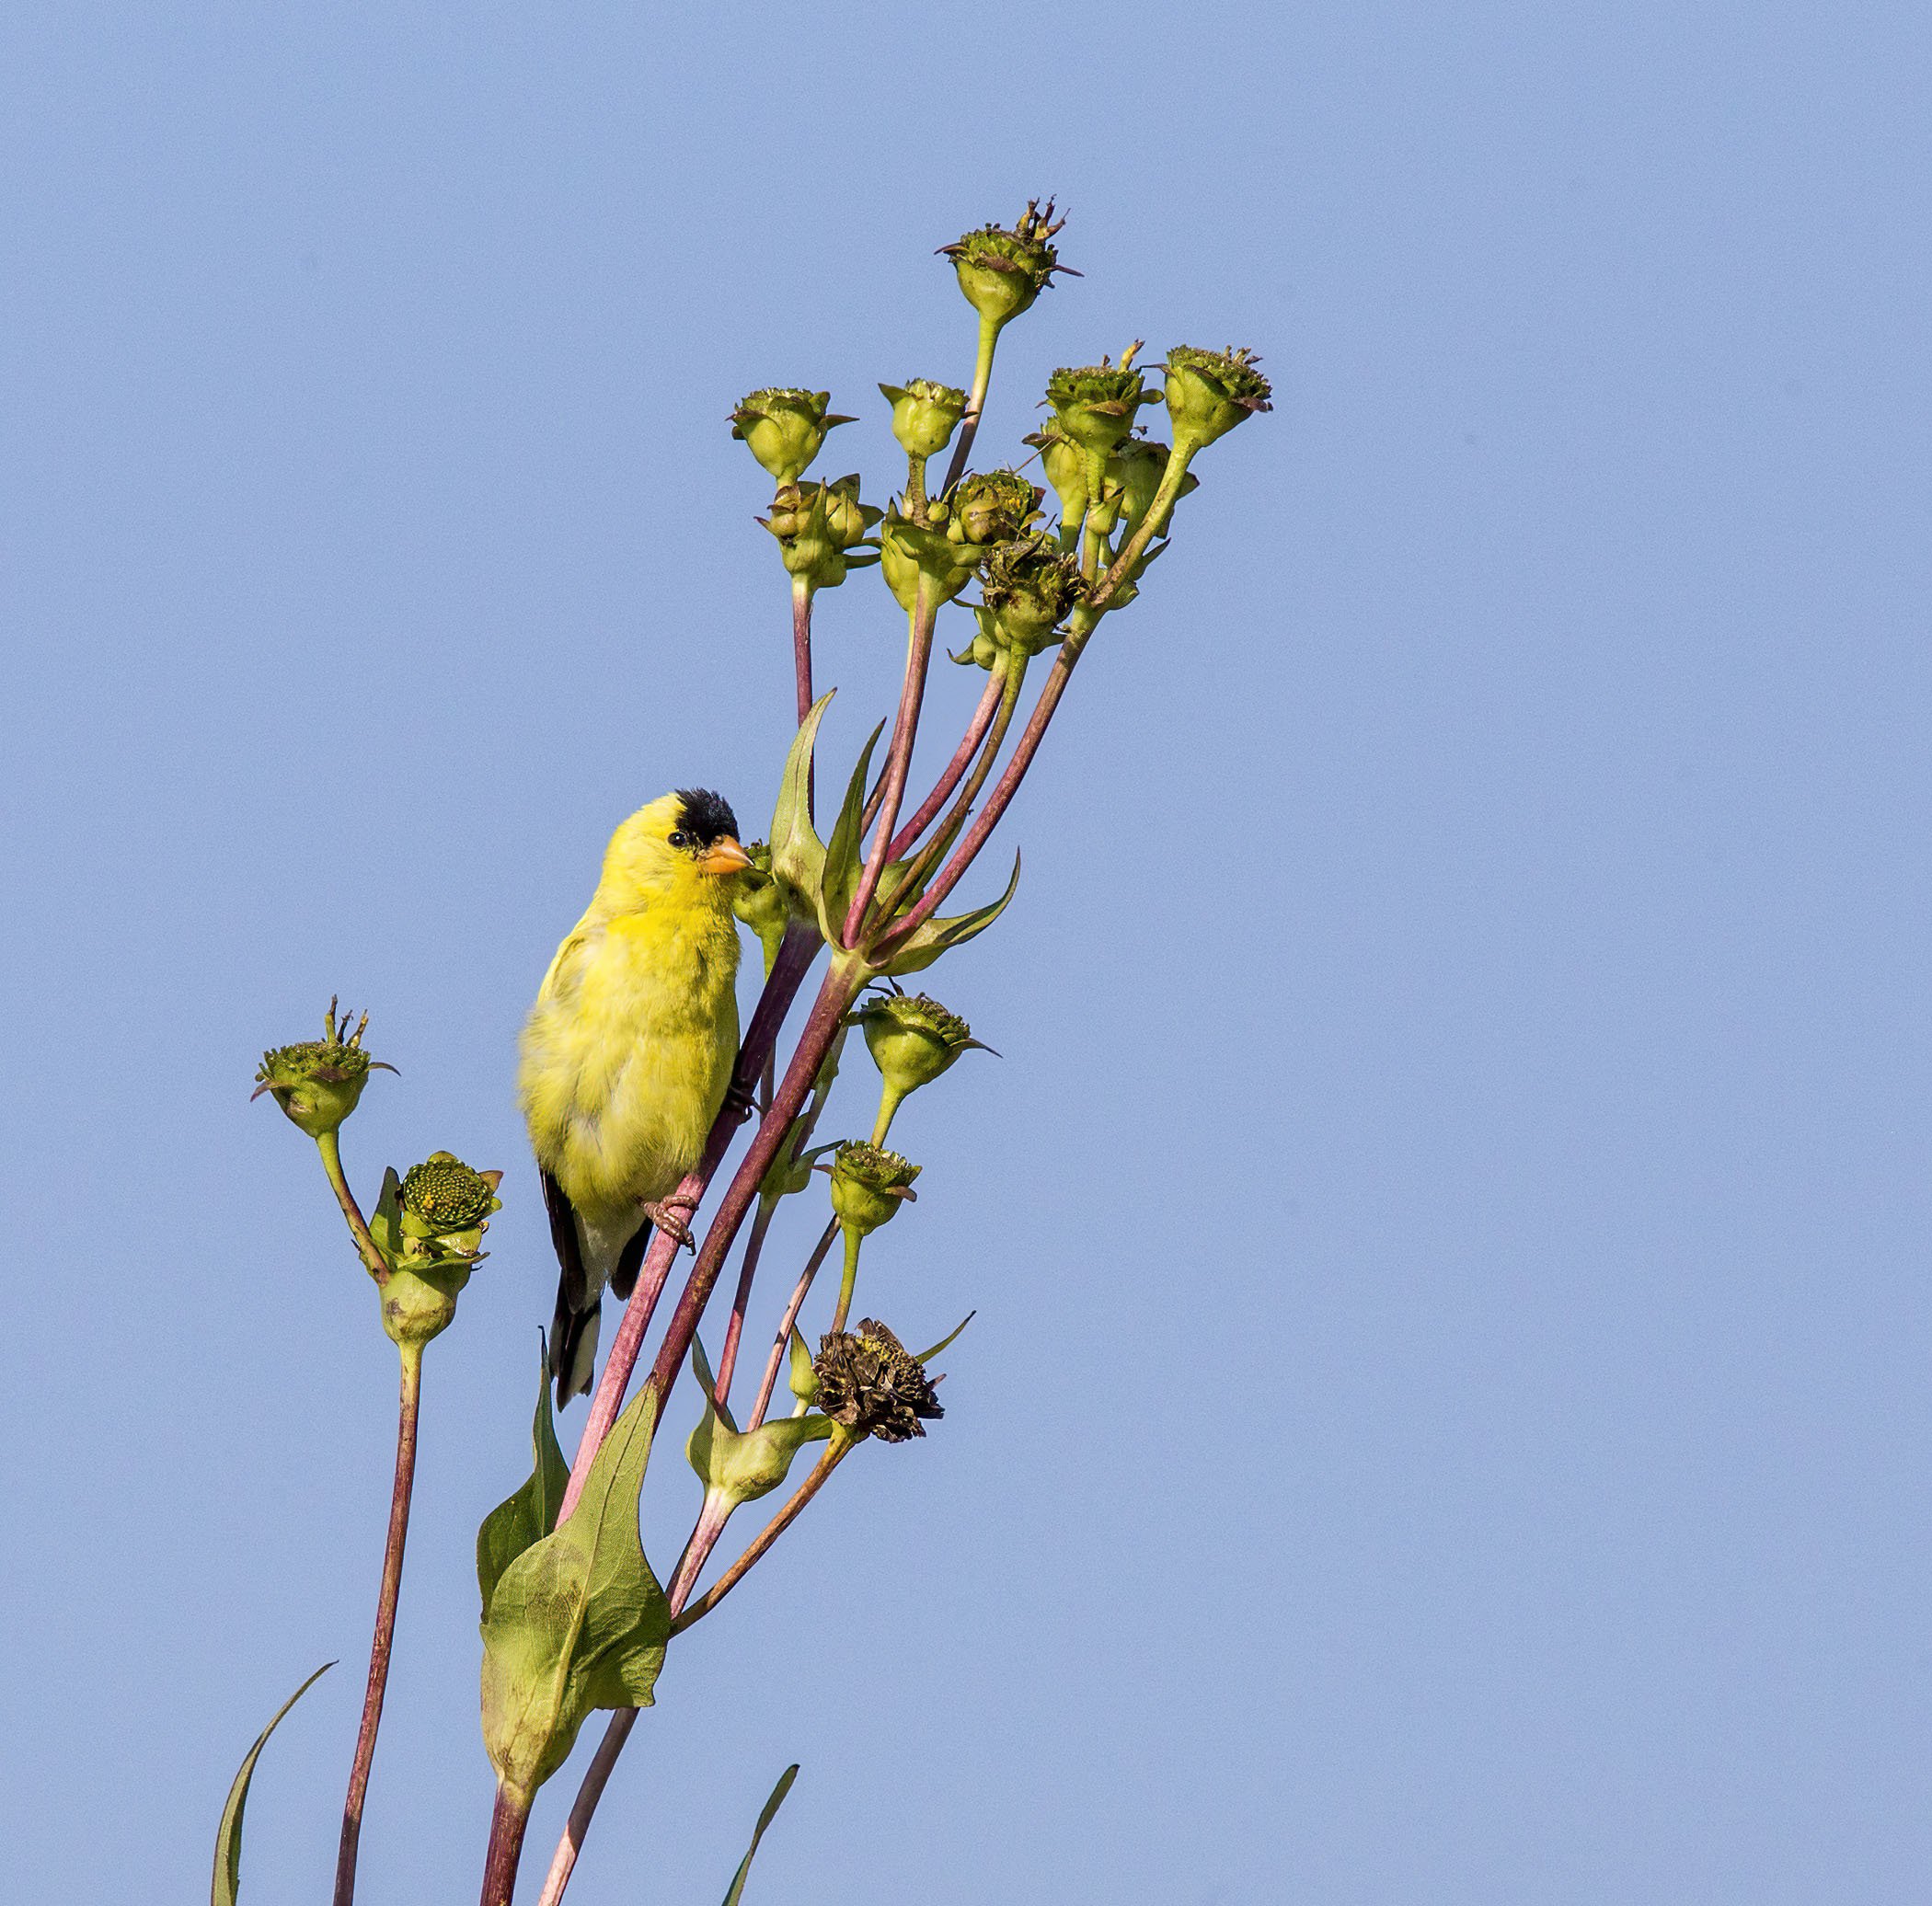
[542,1171,651,1408]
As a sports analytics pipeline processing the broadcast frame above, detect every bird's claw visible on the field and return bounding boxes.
[722,1076,755,1125]
[642,1196,698,1253]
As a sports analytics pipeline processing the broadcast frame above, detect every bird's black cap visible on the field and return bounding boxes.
[674,788,739,846]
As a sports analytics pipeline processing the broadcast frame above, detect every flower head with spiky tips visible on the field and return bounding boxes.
[1162,346,1273,453]
[811,1319,944,1443]
[978,534,1087,657]
[940,200,1077,328]
[730,387,857,485]
[399,1153,500,1239]
[253,997,395,1139]
[824,1140,921,1237]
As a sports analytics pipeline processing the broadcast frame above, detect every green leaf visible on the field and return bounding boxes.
[880,850,1022,977]
[769,690,835,904]
[914,1309,977,1363]
[477,1333,571,1623]
[817,718,887,947]
[211,1661,333,1906]
[721,1764,800,1906]
[478,1384,671,1804]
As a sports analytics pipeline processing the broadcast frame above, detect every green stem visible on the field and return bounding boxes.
[316,1129,388,1283]
[906,450,929,524]
[940,313,1000,495]
[1092,442,1197,609]
[830,1225,863,1336]
[870,1081,907,1149]
[334,1342,422,1906]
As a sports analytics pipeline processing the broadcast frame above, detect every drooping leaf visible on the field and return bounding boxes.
[477,1333,571,1622]
[769,691,834,903]
[817,718,887,947]
[478,1384,671,1803]
[720,1764,800,1906]
[880,851,1022,977]
[211,1661,333,1906]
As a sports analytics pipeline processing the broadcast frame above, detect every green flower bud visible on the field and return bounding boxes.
[979,534,1086,657]
[1162,346,1272,454]
[760,477,883,591]
[819,473,883,549]
[787,1326,819,1406]
[939,200,1072,330]
[252,998,394,1139]
[811,1319,943,1443]
[729,387,856,485]
[947,468,1044,546]
[952,620,1002,670]
[825,1140,920,1237]
[1045,350,1158,459]
[879,503,983,612]
[399,1152,501,1239]
[1110,435,1200,536]
[686,1379,833,1509]
[879,379,969,460]
[732,841,795,976]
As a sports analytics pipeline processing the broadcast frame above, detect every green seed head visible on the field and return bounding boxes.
[811,1319,943,1443]
[940,200,1071,329]
[947,468,1045,547]
[827,1139,921,1236]
[880,378,970,460]
[859,988,987,1099]
[729,386,857,485]
[1162,345,1272,453]
[1045,349,1157,458]
[252,998,391,1139]
[399,1152,500,1238]
[979,534,1086,656]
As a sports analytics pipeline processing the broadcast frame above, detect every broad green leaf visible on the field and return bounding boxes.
[477,1334,571,1622]
[817,718,887,947]
[211,1661,333,1906]
[721,1763,800,1906]
[769,691,834,902]
[478,1384,670,1802]
[880,851,1022,977]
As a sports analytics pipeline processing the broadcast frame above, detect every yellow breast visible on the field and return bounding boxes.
[517,900,741,1224]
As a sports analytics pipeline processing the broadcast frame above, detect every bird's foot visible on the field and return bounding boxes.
[641,1194,699,1253]
[722,1075,756,1124]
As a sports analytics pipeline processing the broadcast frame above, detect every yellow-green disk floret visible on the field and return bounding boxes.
[811,1319,943,1442]
[252,997,392,1138]
[1162,345,1273,453]
[827,1140,921,1237]
[399,1152,500,1239]
[729,387,856,485]
[947,468,1045,546]
[1045,352,1158,459]
[941,200,1071,328]
[880,379,969,460]
[978,534,1086,658]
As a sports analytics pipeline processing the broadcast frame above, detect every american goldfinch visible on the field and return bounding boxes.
[519,789,752,1405]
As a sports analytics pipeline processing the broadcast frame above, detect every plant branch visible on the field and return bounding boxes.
[316,1130,389,1284]
[940,312,1000,495]
[791,578,816,819]
[332,1342,422,1906]
[479,1783,532,1906]
[885,658,1007,861]
[749,1217,839,1430]
[845,591,937,941]
[711,1198,776,1408]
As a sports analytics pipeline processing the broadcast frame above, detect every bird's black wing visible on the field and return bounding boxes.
[543,1171,595,1404]
[609,1222,651,1302]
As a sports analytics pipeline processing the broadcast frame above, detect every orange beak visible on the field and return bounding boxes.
[696,834,753,876]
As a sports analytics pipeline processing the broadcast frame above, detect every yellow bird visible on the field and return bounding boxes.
[519,789,752,1405]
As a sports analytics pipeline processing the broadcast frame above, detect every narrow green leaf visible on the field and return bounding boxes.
[817,718,888,946]
[880,850,1022,977]
[769,691,835,901]
[720,1764,800,1906]
[477,1333,571,1622]
[914,1309,977,1363]
[478,1384,671,1800]
[211,1661,333,1906]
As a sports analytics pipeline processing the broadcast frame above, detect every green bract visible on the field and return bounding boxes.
[1111,435,1199,535]
[761,476,883,591]
[1045,352,1157,457]
[880,378,968,460]
[730,387,856,485]
[940,200,1070,329]
[731,841,797,976]
[826,1140,920,1236]
[880,504,983,611]
[1024,424,1088,532]
[252,998,392,1139]
[1162,345,1272,453]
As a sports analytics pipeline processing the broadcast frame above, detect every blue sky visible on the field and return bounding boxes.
[3,4,1928,1902]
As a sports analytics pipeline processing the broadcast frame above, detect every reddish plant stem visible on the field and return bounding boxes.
[333,1343,421,1906]
[885,660,1006,861]
[670,1441,853,1635]
[749,1217,838,1430]
[479,1785,532,1906]
[558,925,818,1522]
[791,579,815,816]
[879,639,1084,955]
[844,592,937,942]
[711,1198,775,1407]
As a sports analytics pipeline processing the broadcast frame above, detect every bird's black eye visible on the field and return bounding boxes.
[667,830,690,849]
